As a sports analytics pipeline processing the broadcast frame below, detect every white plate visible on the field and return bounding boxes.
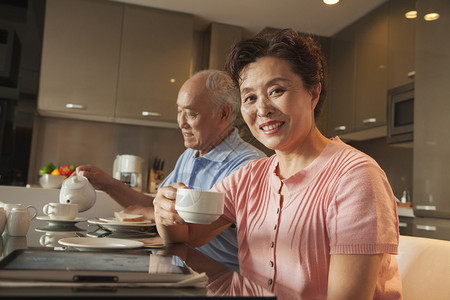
[58,237,144,250]
[37,216,87,225]
[88,218,156,232]
[98,217,151,225]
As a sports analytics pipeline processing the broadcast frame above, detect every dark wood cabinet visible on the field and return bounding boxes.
[327,25,356,136]
[387,0,416,89]
[354,4,388,131]
[413,0,450,219]
[327,2,388,139]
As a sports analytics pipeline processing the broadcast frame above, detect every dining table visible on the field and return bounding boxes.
[0,216,277,298]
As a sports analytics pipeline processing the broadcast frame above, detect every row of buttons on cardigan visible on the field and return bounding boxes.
[267,206,280,286]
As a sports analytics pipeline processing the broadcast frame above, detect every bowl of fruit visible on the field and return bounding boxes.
[38,163,75,189]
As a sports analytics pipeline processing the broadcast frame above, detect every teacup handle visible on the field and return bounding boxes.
[26,205,38,220]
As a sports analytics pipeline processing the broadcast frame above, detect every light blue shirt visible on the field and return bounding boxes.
[160,128,266,272]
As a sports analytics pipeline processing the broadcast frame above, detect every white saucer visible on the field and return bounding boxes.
[37,216,87,226]
[35,225,85,233]
[58,237,144,251]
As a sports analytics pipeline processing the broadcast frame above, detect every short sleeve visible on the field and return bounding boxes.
[326,161,399,255]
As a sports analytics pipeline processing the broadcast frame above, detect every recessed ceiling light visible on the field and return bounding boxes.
[170,78,176,83]
[404,11,417,19]
[323,0,339,5]
[424,13,440,21]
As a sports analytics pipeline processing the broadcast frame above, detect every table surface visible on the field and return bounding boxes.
[0,217,276,298]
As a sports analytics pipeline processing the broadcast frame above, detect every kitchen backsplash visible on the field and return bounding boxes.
[28,116,186,192]
[349,137,413,202]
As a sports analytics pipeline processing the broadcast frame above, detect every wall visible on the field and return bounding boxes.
[28,116,186,192]
[349,137,413,201]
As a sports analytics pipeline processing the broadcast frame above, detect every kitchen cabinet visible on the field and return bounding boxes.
[327,3,388,138]
[114,6,193,124]
[327,25,356,136]
[412,217,450,241]
[204,22,242,70]
[399,216,413,236]
[354,4,388,131]
[38,0,193,127]
[413,0,450,219]
[38,0,122,121]
[387,0,416,89]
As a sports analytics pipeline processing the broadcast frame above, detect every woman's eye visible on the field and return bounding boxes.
[243,95,256,103]
[270,88,284,96]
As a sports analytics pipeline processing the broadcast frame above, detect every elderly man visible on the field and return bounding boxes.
[77,70,266,272]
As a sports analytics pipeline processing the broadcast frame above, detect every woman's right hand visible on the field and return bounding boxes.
[153,183,187,226]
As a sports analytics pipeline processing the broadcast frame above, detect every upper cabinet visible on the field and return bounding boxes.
[327,3,391,139]
[327,25,356,136]
[115,6,193,124]
[327,3,389,138]
[38,0,122,121]
[205,23,242,70]
[354,4,388,132]
[38,0,193,127]
[387,0,416,90]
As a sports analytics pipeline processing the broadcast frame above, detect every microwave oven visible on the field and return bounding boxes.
[387,82,414,144]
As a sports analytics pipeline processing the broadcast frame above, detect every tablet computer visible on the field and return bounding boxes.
[0,248,193,283]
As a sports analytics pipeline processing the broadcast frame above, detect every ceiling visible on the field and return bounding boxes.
[112,0,387,37]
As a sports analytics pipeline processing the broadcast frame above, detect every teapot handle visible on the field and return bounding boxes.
[26,205,38,220]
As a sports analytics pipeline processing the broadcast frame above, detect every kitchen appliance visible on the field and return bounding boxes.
[387,82,414,144]
[113,154,144,192]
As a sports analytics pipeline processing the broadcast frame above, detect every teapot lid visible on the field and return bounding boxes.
[62,175,88,189]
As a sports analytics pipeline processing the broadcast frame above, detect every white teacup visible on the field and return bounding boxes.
[175,189,225,224]
[43,203,78,220]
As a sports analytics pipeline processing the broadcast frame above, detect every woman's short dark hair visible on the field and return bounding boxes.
[225,29,327,120]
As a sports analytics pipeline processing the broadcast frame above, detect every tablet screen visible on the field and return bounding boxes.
[0,249,191,275]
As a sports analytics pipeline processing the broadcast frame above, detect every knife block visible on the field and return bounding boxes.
[148,169,165,194]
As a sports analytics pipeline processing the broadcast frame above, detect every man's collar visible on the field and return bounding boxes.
[193,128,239,162]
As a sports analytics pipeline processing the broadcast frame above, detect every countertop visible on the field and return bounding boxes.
[397,203,414,218]
[0,185,123,219]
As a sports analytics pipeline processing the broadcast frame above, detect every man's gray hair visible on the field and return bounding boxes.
[196,70,241,122]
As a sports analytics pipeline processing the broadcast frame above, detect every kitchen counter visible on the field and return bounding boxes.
[0,185,123,219]
[397,205,414,218]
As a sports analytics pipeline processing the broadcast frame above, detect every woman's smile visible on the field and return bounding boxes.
[259,121,285,133]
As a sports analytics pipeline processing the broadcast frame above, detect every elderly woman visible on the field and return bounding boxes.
[154,29,402,299]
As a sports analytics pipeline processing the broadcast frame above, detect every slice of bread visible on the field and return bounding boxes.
[114,212,145,222]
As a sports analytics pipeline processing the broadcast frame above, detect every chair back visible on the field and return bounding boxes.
[396,235,450,300]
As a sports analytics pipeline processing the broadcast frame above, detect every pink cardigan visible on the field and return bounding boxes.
[212,137,402,299]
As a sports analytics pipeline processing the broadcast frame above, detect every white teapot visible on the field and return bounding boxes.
[59,175,96,212]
